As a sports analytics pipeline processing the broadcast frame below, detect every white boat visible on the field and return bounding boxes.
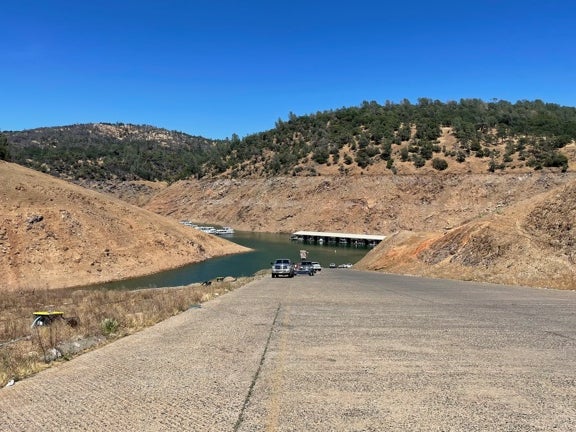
[196,226,217,234]
[215,227,235,235]
[180,220,197,228]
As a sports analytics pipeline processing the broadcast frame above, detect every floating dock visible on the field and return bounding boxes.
[290,230,385,247]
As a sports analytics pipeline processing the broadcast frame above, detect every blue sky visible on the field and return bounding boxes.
[1,1,574,139]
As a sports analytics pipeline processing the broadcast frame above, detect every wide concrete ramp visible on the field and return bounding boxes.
[1,282,280,431]
[2,270,576,431]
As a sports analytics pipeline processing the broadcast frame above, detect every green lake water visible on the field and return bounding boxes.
[91,231,373,290]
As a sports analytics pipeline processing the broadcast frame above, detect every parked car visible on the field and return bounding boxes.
[311,262,322,272]
[296,261,315,276]
[271,258,295,278]
[329,263,337,269]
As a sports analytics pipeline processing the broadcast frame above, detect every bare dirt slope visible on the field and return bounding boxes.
[4,157,574,291]
[144,172,576,235]
[143,172,576,290]
[355,180,576,290]
[0,162,248,291]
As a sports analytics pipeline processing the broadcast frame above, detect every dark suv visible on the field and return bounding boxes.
[271,258,295,278]
[297,261,316,276]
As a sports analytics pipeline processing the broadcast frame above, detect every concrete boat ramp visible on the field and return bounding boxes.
[2,270,575,431]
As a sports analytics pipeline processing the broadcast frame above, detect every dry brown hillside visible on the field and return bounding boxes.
[144,172,576,235]
[0,162,248,292]
[355,180,576,290]
[142,171,576,290]
[5,156,573,291]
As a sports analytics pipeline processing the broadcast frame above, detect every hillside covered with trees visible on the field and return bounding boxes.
[2,99,576,181]
[2,123,225,182]
[217,98,576,177]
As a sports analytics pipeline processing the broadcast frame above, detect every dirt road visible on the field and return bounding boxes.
[2,270,575,431]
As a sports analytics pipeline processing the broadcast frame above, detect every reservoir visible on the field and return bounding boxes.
[93,231,373,290]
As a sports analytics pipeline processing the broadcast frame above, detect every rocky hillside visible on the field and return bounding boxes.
[143,172,576,234]
[142,171,576,290]
[0,161,248,291]
[2,158,575,291]
[355,180,576,290]
[3,97,576,292]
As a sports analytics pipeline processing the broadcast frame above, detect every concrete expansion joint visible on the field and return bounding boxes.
[234,302,282,431]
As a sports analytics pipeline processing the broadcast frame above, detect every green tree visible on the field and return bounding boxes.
[420,142,434,160]
[543,151,568,171]
[400,147,410,162]
[312,147,329,164]
[0,134,10,161]
[398,124,411,141]
[380,141,392,160]
[355,149,370,168]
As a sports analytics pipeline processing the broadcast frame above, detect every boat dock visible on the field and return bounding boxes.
[290,230,385,247]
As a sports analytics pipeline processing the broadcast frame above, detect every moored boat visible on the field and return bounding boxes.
[196,226,217,234]
[215,227,235,235]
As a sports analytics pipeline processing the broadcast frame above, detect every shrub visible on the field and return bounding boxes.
[432,158,448,171]
[101,318,119,336]
[456,151,467,163]
[412,154,426,168]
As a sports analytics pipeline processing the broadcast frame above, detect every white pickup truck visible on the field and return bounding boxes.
[271,258,295,278]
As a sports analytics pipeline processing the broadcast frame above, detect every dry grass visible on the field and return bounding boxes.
[0,274,262,387]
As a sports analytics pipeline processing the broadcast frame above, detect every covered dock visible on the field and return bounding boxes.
[290,230,385,247]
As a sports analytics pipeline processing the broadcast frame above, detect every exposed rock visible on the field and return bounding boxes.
[3,157,576,291]
[143,173,576,236]
[27,215,44,225]
[356,181,576,290]
[57,336,105,358]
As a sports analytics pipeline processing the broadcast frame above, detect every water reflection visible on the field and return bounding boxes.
[88,231,372,290]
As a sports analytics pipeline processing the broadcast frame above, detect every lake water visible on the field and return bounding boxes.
[91,231,373,290]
